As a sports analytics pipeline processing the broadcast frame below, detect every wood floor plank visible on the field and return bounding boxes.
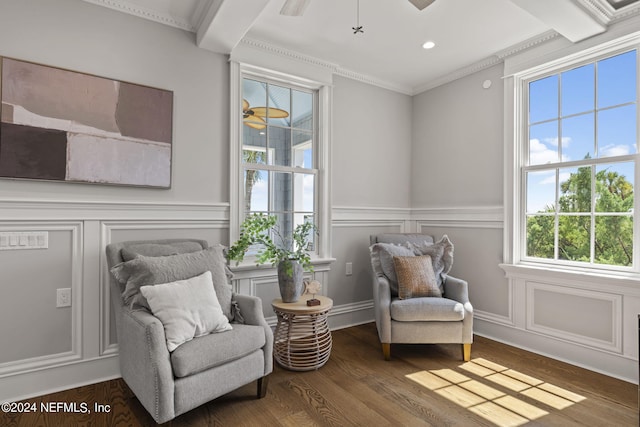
[0,323,636,426]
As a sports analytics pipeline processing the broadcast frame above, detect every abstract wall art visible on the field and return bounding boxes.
[0,58,173,188]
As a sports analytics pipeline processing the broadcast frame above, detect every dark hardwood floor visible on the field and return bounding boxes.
[2,322,637,426]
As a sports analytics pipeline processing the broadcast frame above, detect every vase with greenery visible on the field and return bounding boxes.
[227,213,317,302]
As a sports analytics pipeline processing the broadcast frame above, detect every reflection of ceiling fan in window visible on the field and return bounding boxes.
[243,99,289,130]
[280,0,436,15]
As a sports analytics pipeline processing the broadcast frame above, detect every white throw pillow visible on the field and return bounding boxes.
[140,271,232,352]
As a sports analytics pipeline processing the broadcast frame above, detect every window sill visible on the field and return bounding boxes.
[229,257,335,273]
[499,262,640,289]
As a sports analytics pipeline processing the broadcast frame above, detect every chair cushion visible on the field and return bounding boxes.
[140,271,232,352]
[408,235,454,291]
[121,242,205,261]
[369,242,415,295]
[394,255,442,299]
[110,245,234,320]
[390,297,465,322]
[170,324,266,378]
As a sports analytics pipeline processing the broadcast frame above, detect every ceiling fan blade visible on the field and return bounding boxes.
[243,116,267,130]
[280,0,311,16]
[250,107,290,119]
[408,0,436,10]
[242,99,250,113]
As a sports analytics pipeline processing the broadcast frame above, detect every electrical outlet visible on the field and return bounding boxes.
[346,262,353,276]
[56,288,71,308]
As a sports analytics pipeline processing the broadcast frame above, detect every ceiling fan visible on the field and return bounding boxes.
[243,99,289,130]
[280,0,436,16]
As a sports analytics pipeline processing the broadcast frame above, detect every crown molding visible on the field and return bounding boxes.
[334,68,413,96]
[239,38,338,72]
[81,0,196,32]
[239,38,414,95]
[413,30,561,94]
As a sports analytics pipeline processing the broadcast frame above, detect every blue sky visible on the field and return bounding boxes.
[526,50,637,213]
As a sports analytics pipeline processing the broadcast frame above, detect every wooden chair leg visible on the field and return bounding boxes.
[257,375,269,398]
[463,343,471,362]
[382,343,391,361]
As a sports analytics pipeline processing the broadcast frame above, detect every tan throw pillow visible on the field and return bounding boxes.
[393,255,442,299]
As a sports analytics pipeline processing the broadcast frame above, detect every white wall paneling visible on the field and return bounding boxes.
[0,221,83,376]
[526,282,622,353]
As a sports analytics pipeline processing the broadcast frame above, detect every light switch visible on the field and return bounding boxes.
[0,232,49,250]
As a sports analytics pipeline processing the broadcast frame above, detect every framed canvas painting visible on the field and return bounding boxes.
[0,58,173,188]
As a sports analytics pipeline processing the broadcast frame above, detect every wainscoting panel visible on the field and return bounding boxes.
[0,221,83,376]
[527,281,622,353]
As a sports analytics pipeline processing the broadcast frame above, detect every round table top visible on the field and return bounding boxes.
[272,294,333,314]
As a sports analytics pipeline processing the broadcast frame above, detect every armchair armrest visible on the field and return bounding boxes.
[119,308,175,423]
[372,274,392,343]
[233,293,273,375]
[443,275,470,304]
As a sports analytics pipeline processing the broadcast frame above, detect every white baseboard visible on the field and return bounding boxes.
[474,317,637,384]
[0,355,121,403]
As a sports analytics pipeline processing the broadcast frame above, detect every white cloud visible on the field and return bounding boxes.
[543,136,571,148]
[530,139,559,164]
[599,144,631,157]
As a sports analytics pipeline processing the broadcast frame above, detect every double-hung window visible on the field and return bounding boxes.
[230,63,330,261]
[521,47,638,270]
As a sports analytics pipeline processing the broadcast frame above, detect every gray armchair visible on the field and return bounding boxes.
[105,239,273,424]
[369,233,473,361]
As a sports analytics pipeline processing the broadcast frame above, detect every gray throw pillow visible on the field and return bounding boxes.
[370,242,415,295]
[121,242,205,261]
[110,245,234,320]
[409,235,454,292]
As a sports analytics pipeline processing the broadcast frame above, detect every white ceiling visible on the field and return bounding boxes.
[82,0,640,94]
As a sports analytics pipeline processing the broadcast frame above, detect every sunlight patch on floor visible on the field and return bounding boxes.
[406,357,586,427]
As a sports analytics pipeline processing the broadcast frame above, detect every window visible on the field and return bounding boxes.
[242,77,317,249]
[521,49,637,269]
[230,63,330,262]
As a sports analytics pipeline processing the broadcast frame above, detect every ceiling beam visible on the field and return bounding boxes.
[510,0,606,42]
[196,0,270,53]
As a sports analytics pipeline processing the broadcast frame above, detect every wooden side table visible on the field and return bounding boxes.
[272,294,333,371]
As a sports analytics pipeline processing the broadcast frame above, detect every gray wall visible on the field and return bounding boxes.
[412,64,504,208]
[0,0,229,204]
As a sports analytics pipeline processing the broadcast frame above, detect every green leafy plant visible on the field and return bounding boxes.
[227,213,318,274]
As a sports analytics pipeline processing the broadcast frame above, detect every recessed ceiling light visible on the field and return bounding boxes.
[422,41,436,49]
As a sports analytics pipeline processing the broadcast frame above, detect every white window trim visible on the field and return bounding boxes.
[229,61,332,262]
[505,32,640,276]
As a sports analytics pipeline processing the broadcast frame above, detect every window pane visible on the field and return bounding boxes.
[293,130,313,168]
[595,162,634,213]
[292,90,313,130]
[559,166,591,213]
[268,84,291,127]
[529,75,558,124]
[526,215,555,259]
[272,171,292,213]
[527,170,556,213]
[294,172,314,212]
[244,169,268,212]
[558,215,590,262]
[294,213,316,251]
[271,212,294,250]
[595,216,633,266]
[561,113,594,161]
[597,50,637,109]
[243,79,267,130]
[529,121,559,165]
[242,128,267,166]
[562,64,594,116]
[270,127,292,167]
[597,104,637,157]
